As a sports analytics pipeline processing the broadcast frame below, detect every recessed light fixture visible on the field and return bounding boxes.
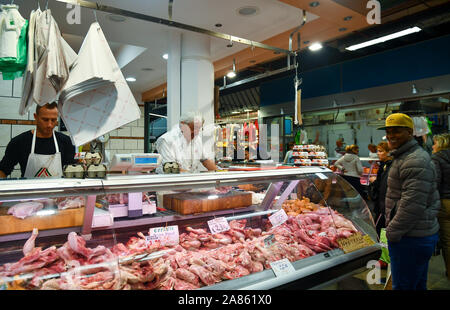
[344,16,352,21]
[215,23,222,27]
[249,60,256,63]
[309,42,323,51]
[339,27,347,32]
[303,40,310,44]
[162,53,169,60]
[273,51,281,55]
[309,1,320,7]
[107,14,127,22]
[237,6,259,16]
[231,111,240,114]
[126,77,136,82]
[141,68,153,71]
[227,71,236,78]
[346,26,422,51]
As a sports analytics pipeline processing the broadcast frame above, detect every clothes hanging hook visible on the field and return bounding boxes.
[93,10,98,23]
[36,0,40,10]
[45,0,49,10]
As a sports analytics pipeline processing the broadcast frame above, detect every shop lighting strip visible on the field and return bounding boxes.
[55,0,294,56]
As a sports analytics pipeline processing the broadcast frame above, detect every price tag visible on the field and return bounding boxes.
[270,258,295,277]
[269,209,288,228]
[264,234,276,248]
[337,232,373,254]
[207,217,230,234]
[315,173,328,180]
[148,225,179,246]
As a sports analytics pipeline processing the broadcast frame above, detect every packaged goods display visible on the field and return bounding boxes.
[292,145,328,167]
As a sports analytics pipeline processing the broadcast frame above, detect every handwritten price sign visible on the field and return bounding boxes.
[269,209,288,228]
[270,258,295,277]
[149,225,179,246]
[207,217,230,234]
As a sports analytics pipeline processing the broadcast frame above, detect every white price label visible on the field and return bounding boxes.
[207,217,230,234]
[270,258,295,277]
[264,234,276,248]
[148,225,179,246]
[315,173,328,180]
[269,209,288,228]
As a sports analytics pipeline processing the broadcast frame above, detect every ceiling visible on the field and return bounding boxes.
[3,0,449,105]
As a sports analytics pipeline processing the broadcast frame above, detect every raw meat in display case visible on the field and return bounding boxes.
[0,169,380,290]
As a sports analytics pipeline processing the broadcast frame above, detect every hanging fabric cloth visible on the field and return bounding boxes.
[0,4,28,80]
[19,9,77,115]
[58,22,140,147]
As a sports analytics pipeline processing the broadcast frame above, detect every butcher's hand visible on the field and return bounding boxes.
[202,159,217,171]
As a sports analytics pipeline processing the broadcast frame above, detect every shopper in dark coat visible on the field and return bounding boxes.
[369,141,393,235]
[379,113,440,290]
[431,133,450,279]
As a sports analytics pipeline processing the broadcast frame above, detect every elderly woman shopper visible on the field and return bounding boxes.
[432,133,450,279]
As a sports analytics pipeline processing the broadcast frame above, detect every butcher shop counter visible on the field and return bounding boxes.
[0,168,381,290]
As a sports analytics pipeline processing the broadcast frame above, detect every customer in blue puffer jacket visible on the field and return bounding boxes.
[379,113,441,290]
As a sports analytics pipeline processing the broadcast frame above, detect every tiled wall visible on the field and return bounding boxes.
[0,74,36,178]
[1,73,145,177]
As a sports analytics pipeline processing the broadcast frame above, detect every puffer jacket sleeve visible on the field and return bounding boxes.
[386,155,434,242]
[432,154,442,189]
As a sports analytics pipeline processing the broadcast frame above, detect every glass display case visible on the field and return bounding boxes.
[0,167,380,290]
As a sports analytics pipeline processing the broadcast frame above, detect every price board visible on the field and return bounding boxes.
[269,209,288,228]
[337,232,374,254]
[207,217,230,234]
[270,258,295,277]
[148,225,179,247]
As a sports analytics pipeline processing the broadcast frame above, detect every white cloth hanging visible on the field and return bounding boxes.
[58,22,140,147]
[0,5,26,59]
[412,116,430,137]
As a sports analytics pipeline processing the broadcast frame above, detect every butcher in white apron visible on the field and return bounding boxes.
[155,112,217,174]
[24,129,63,178]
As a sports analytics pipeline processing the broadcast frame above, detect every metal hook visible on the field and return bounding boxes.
[36,0,40,10]
[93,10,98,23]
[45,0,48,10]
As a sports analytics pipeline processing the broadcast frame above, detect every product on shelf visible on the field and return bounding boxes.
[281,197,321,216]
[292,145,328,167]
[0,206,360,290]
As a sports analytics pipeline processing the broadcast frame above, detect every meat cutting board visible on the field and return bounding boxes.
[163,191,252,215]
[0,207,85,235]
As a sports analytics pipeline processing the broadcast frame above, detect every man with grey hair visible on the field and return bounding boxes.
[155,112,217,173]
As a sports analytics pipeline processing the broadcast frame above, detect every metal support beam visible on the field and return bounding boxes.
[56,0,295,56]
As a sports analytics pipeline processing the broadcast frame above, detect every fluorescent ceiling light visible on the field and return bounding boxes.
[162,53,169,60]
[126,77,136,82]
[346,27,422,51]
[231,111,240,114]
[227,71,236,78]
[308,42,323,51]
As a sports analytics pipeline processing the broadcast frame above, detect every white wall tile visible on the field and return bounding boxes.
[116,149,128,154]
[131,127,144,137]
[124,139,137,150]
[0,97,28,120]
[12,77,23,97]
[0,77,12,96]
[108,129,118,137]
[126,120,139,128]
[117,127,131,136]
[138,118,145,127]
[11,125,35,138]
[0,124,11,146]
[137,139,144,150]
[0,146,6,159]
[108,139,124,150]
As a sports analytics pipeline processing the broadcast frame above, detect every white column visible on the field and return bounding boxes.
[167,30,182,130]
[180,32,214,127]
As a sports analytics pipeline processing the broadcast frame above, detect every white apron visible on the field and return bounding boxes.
[24,129,63,178]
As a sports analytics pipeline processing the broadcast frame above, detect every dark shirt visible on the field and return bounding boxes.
[0,131,76,177]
